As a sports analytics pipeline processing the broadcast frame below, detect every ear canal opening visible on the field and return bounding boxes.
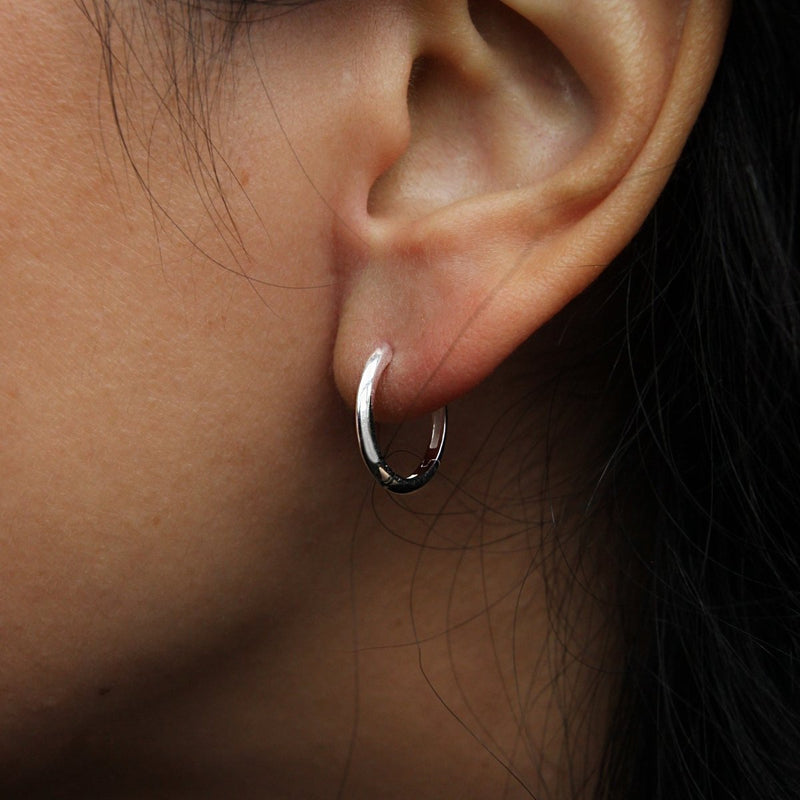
[366,51,492,218]
[407,55,434,104]
[365,1,593,221]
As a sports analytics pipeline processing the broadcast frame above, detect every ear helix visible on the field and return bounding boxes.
[355,344,447,493]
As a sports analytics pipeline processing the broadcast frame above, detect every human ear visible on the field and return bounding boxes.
[331,0,730,419]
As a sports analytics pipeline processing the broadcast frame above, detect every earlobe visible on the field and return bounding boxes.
[332,0,730,421]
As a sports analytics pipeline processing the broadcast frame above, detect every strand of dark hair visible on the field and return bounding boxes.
[595,2,800,798]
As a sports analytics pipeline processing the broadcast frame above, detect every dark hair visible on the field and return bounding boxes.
[595,2,800,798]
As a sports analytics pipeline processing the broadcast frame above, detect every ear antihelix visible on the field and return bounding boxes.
[355,344,447,493]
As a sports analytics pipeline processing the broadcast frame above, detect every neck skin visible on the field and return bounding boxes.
[10,322,624,800]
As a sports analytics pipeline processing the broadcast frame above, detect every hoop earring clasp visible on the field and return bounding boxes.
[355,344,447,494]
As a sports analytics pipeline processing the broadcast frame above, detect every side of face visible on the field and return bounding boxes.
[0,0,375,761]
[0,0,729,789]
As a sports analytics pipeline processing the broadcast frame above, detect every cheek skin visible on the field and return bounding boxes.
[0,4,630,796]
[0,0,354,761]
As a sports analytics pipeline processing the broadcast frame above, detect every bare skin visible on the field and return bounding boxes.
[0,1,728,797]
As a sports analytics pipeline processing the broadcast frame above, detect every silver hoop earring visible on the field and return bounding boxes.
[355,344,447,494]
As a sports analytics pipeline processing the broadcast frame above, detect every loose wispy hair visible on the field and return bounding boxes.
[595,2,800,798]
